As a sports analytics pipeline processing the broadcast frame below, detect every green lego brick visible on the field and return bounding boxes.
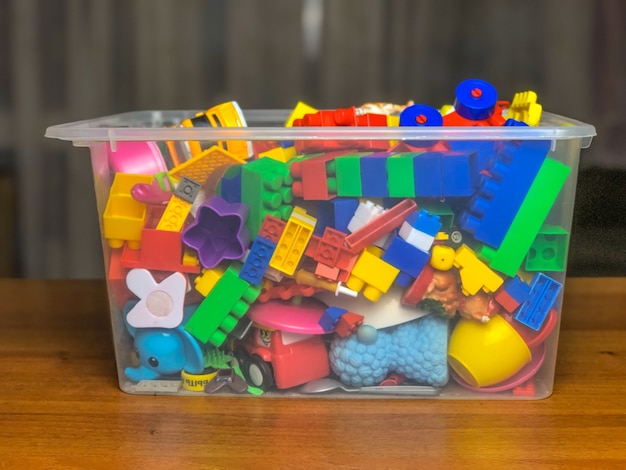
[335,153,365,197]
[241,158,294,236]
[525,225,570,272]
[479,158,571,277]
[184,264,261,346]
[387,153,418,198]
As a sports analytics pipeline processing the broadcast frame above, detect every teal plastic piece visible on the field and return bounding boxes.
[479,158,571,277]
[525,225,570,272]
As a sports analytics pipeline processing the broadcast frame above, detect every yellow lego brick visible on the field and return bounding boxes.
[285,102,318,127]
[194,265,226,297]
[259,146,298,163]
[387,115,400,127]
[508,90,542,126]
[269,207,316,276]
[182,247,200,268]
[345,246,400,302]
[168,145,247,185]
[453,244,503,296]
[103,173,153,249]
[156,194,192,232]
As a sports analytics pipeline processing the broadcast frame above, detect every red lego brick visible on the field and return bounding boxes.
[107,247,131,309]
[256,279,321,303]
[290,152,343,200]
[401,263,435,307]
[494,288,521,313]
[344,198,418,254]
[512,379,536,397]
[258,215,286,243]
[335,312,364,337]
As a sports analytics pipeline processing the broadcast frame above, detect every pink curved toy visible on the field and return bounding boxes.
[451,342,546,393]
[246,298,328,335]
[107,141,167,175]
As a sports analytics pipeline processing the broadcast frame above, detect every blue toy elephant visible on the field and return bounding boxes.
[123,301,205,381]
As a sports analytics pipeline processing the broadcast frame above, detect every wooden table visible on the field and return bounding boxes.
[1,278,625,468]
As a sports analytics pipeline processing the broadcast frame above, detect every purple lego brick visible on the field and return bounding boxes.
[182,195,251,269]
[458,140,550,248]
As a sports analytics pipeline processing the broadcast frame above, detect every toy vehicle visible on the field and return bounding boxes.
[167,101,252,165]
[235,326,330,391]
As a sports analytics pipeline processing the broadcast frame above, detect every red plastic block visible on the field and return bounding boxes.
[258,215,286,243]
[494,288,521,313]
[257,279,321,303]
[290,152,341,200]
[335,312,364,337]
[107,247,131,309]
[401,263,435,307]
[120,228,201,274]
[344,198,418,254]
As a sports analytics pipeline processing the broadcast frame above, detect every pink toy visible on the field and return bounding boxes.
[107,141,168,175]
[246,298,327,334]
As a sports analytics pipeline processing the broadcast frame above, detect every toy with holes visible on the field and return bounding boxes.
[236,157,294,237]
[184,263,261,347]
[269,206,317,276]
[103,173,153,249]
[156,177,201,232]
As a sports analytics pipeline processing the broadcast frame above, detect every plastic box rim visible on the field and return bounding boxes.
[45,109,597,149]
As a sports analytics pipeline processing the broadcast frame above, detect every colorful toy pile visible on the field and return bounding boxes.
[98,79,576,398]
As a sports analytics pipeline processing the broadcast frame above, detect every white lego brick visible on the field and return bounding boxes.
[399,221,435,252]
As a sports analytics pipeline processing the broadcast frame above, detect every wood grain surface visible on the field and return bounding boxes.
[0,278,625,469]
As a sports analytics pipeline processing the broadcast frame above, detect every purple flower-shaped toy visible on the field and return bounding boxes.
[182,195,251,269]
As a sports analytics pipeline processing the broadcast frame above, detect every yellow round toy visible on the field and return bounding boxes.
[430,245,455,271]
[447,314,532,388]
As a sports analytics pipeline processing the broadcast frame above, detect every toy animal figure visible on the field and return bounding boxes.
[123,302,205,381]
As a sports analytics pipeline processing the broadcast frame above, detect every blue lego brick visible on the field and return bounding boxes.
[414,152,443,197]
[458,139,550,248]
[239,236,277,285]
[446,141,495,191]
[314,200,334,236]
[381,235,429,280]
[217,164,243,203]
[441,152,472,197]
[503,276,531,304]
[404,209,442,238]
[504,119,529,127]
[514,273,562,331]
[320,306,348,332]
[360,153,389,197]
[331,197,360,234]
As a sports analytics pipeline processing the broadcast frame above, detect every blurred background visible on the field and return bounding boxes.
[0,0,624,279]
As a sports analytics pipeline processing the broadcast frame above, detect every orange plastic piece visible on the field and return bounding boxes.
[168,145,246,185]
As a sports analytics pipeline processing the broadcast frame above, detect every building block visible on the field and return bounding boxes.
[258,214,286,243]
[508,90,542,126]
[125,269,187,329]
[240,157,294,236]
[285,101,318,127]
[360,153,389,197]
[478,158,571,277]
[514,273,562,331]
[347,200,385,234]
[399,209,442,252]
[334,312,364,337]
[120,228,201,274]
[269,207,317,276]
[290,152,340,200]
[258,145,297,163]
[440,152,472,197]
[416,200,455,230]
[182,195,251,269]
[345,246,400,302]
[168,145,246,186]
[319,306,348,332]
[459,140,550,249]
[345,199,417,254]
[387,153,418,198]
[413,152,442,197]
[332,198,360,234]
[305,230,357,275]
[239,236,277,285]
[335,153,366,197]
[103,173,153,249]
[184,264,261,347]
[494,276,530,313]
[525,225,570,272]
[155,177,200,232]
[453,244,503,296]
[217,164,243,204]
[256,279,321,303]
[107,248,131,309]
[401,263,435,307]
[194,265,226,297]
[381,235,430,287]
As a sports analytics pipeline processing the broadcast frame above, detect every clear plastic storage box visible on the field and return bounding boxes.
[46,98,596,399]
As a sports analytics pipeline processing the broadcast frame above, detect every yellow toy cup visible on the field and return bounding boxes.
[448,314,532,388]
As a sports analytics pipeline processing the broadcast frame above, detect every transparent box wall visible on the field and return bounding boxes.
[46,110,595,399]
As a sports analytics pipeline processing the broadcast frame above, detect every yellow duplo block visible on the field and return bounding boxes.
[156,194,192,232]
[194,266,226,297]
[508,90,542,126]
[270,207,316,276]
[346,246,400,302]
[182,247,200,268]
[285,102,318,127]
[168,145,247,185]
[259,146,298,163]
[453,245,503,296]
